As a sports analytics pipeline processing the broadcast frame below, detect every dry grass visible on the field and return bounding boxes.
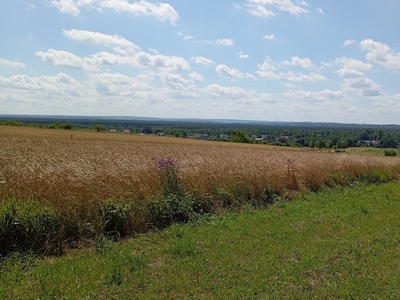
[1,126,400,205]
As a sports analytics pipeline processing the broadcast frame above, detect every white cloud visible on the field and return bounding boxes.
[36,49,98,71]
[245,73,257,80]
[216,64,244,79]
[343,39,357,46]
[281,56,316,69]
[238,52,249,59]
[247,4,275,18]
[51,0,80,16]
[282,71,326,82]
[360,39,400,69]
[203,84,275,103]
[190,56,214,66]
[256,56,280,79]
[317,8,324,14]
[0,59,26,68]
[284,83,296,89]
[188,72,204,82]
[285,89,352,103]
[36,48,191,72]
[214,38,234,46]
[336,69,383,97]
[51,0,179,25]
[62,29,140,54]
[334,57,373,71]
[247,0,310,17]
[262,34,275,40]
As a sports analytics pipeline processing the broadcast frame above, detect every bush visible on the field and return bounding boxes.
[384,149,397,157]
[147,193,202,229]
[100,200,132,239]
[0,200,62,256]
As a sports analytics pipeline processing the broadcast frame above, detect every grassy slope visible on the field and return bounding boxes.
[1,183,400,299]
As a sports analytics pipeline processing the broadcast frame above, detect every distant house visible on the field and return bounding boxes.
[363,140,380,147]
[189,133,209,140]
[122,129,131,133]
[157,132,164,136]
[220,134,229,140]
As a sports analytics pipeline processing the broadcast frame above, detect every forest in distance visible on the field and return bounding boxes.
[1,114,400,150]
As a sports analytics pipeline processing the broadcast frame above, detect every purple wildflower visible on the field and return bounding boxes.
[155,158,179,171]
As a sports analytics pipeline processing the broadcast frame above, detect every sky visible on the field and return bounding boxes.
[1,1,400,124]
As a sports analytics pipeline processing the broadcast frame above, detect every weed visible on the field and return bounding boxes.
[0,199,61,256]
[101,200,132,238]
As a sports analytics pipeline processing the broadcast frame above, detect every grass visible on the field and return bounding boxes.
[1,182,399,299]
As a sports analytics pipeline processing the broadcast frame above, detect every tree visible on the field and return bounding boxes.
[336,139,348,150]
[230,130,252,143]
[91,124,106,132]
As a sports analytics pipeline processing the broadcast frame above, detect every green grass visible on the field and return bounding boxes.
[1,183,400,299]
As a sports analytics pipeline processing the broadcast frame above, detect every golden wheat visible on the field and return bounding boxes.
[1,126,400,208]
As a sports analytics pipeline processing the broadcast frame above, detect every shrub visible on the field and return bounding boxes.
[384,149,397,157]
[147,193,202,229]
[0,200,62,256]
[100,200,132,239]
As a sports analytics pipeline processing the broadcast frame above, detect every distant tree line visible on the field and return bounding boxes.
[1,119,400,149]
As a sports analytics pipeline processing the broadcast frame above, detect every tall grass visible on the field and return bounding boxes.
[1,126,400,254]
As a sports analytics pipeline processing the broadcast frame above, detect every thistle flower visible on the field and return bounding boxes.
[155,158,179,171]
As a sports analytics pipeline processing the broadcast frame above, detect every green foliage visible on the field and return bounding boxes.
[90,124,106,132]
[230,130,252,143]
[0,200,61,256]
[47,122,73,130]
[1,120,24,126]
[147,193,202,229]
[1,183,400,299]
[101,200,132,238]
[384,149,397,156]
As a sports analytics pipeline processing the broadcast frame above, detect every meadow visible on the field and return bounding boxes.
[1,182,399,299]
[1,126,400,255]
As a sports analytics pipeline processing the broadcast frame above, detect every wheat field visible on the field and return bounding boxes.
[1,126,400,205]
[1,125,400,247]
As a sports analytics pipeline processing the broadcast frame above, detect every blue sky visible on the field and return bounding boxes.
[1,0,400,124]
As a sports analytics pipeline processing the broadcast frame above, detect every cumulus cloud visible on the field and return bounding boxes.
[36,49,98,71]
[214,38,234,46]
[52,0,80,16]
[281,56,316,69]
[62,29,140,54]
[246,0,310,18]
[360,39,400,69]
[335,67,383,97]
[189,56,214,66]
[0,59,26,68]
[203,83,275,103]
[51,0,179,25]
[256,56,280,79]
[188,72,204,82]
[334,57,373,71]
[216,64,244,79]
[343,39,357,46]
[238,52,249,59]
[282,71,326,82]
[36,48,191,72]
[262,34,275,40]
[285,89,352,103]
